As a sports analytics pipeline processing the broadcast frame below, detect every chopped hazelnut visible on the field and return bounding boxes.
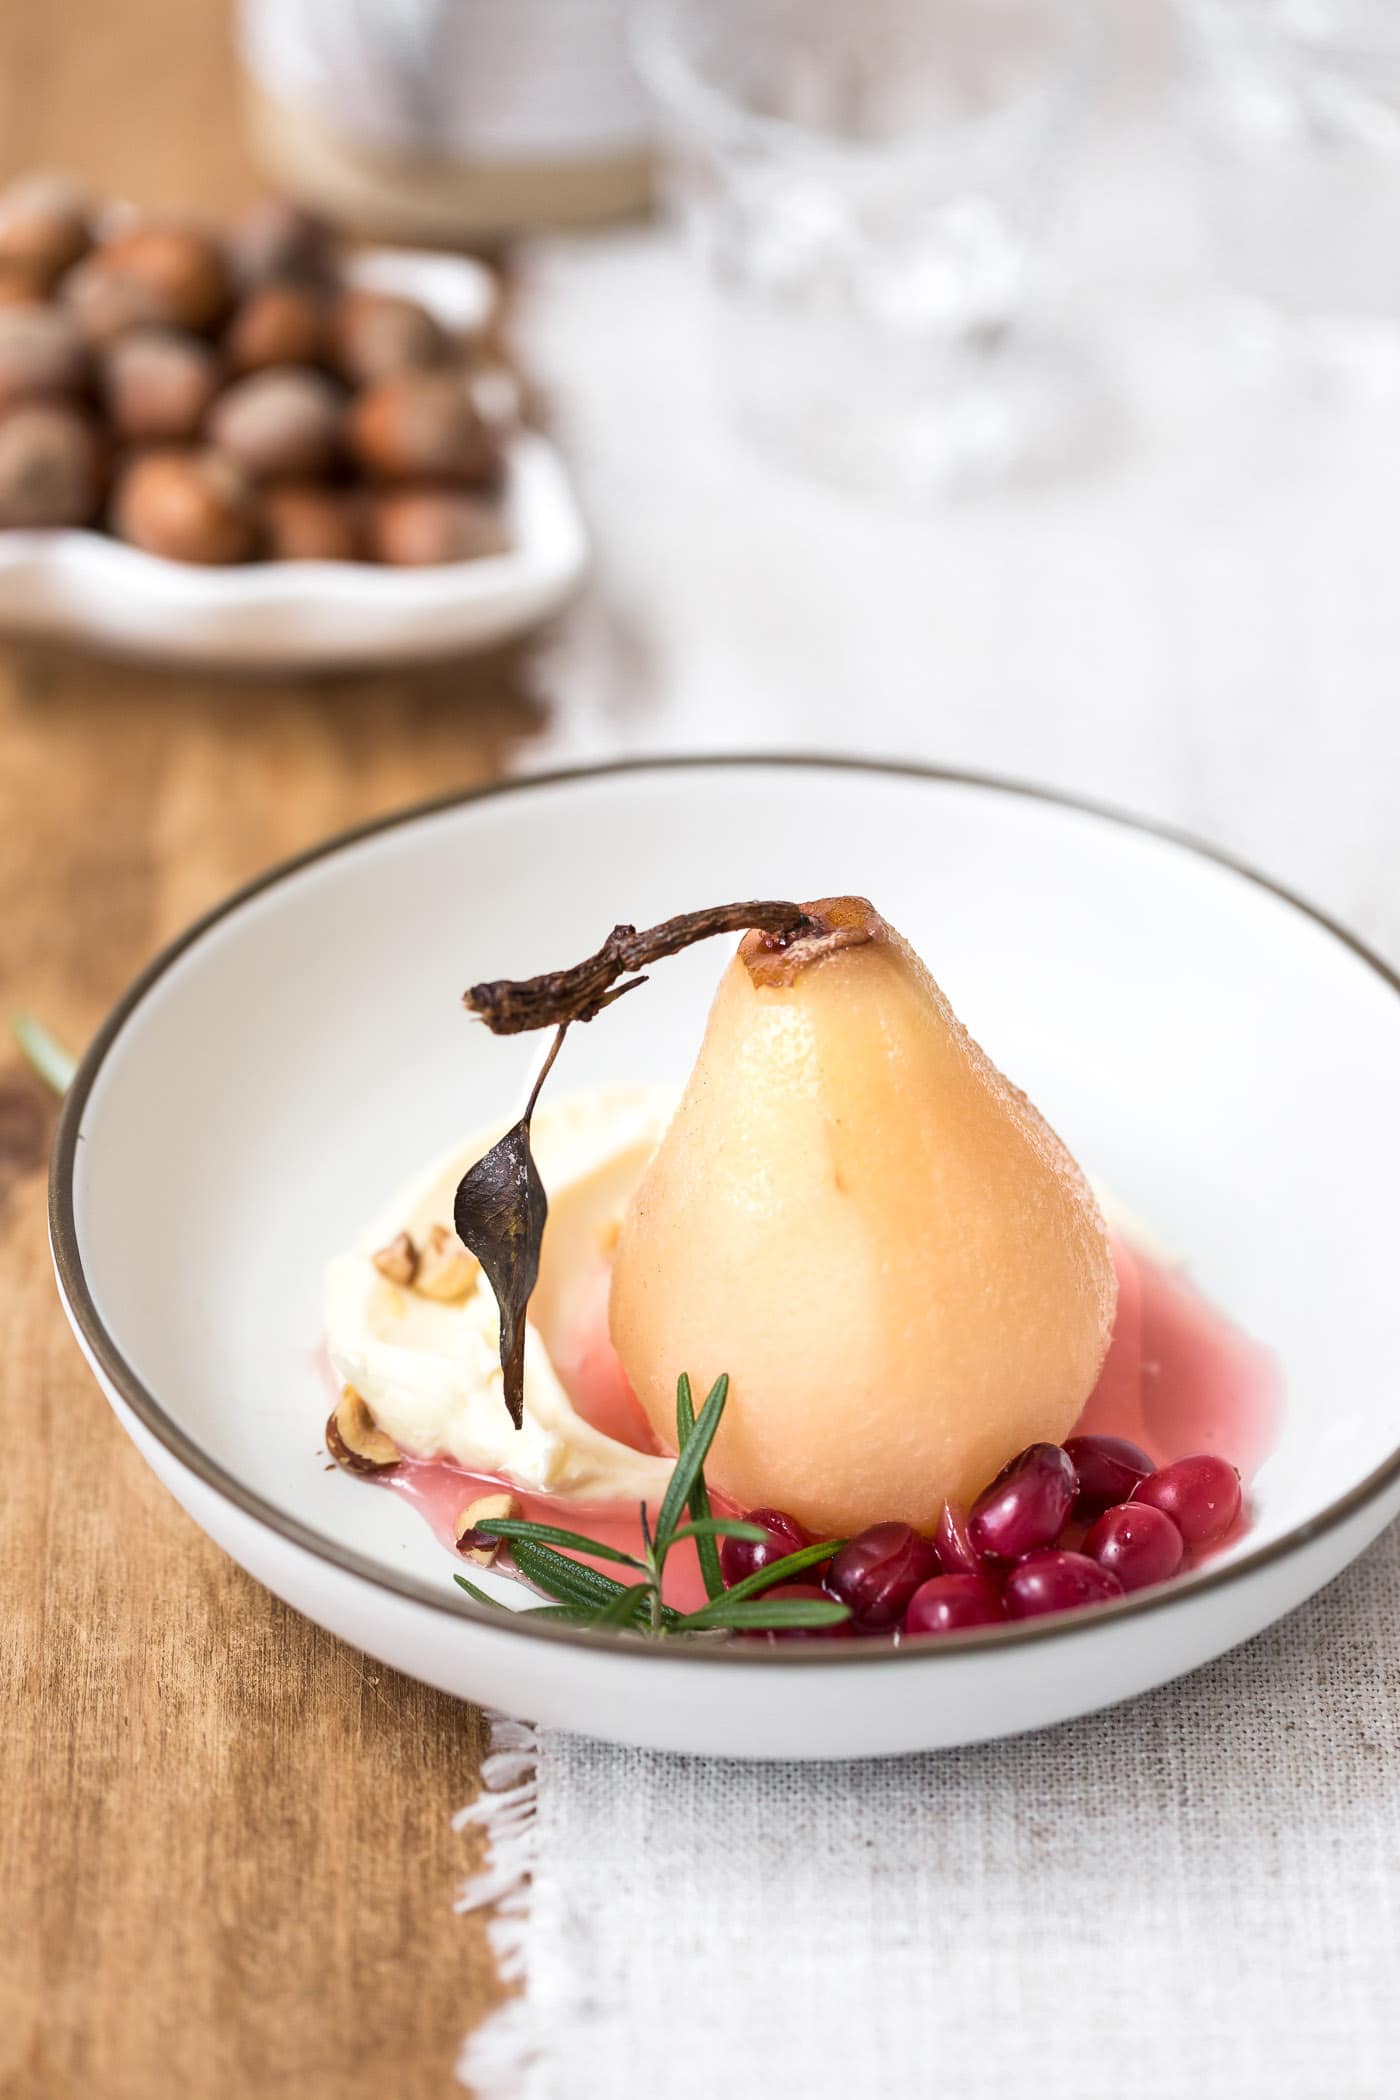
[326,1385,400,1474]
[454,1491,521,1564]
[372,1229,419,1287]
[415,1222,476,1302]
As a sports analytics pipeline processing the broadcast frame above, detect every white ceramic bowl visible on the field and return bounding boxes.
[51,758,1400,1758]
[0,250,587,669]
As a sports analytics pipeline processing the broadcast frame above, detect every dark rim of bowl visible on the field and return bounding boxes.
[49,754,1400,1666]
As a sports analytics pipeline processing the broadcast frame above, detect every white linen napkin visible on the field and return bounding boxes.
[457,1518,1399,2100]
[453,13,1400,2088]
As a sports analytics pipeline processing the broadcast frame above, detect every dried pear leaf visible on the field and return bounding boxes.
[453,1114,547,1430]
[452,1024,566,1430]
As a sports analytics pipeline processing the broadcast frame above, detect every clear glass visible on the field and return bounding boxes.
[633,0,1096,502]
[1179,1,1400,380]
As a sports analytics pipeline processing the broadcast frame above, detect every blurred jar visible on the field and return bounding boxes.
[635,0,1096,502]
[239,0,653,241]
[1180,0,1400,370]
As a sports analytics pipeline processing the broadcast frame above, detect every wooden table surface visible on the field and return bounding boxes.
[0,7,541,2093]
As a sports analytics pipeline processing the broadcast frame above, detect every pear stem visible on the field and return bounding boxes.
[456,896,832,1431]
[464,900,821,1035]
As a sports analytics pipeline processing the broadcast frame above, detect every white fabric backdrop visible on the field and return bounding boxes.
[519,15,1400,971]
[467,1524,1398,2100]
[461,9,1400,2093]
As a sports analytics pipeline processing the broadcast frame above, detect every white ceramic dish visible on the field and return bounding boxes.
[0,249,587,670]
[51,758,1400,1758]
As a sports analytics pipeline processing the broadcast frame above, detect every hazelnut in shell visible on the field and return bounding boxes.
[102,329,220,443]
[228,199,334,289]
[207,367,345,481]
[329,288,448,387]
[260,483,361,562]
[0,403,103,527]
[349,370,498,488]
[224,284,327,375]
[0,271,46,309]
[367,489,509,567]
[60,253,169,344]
[86,223,232,335]
[0,172,92,289]
[111,449,257,564]
[0,303,90,409]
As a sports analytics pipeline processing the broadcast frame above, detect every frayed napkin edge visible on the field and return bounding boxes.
[453,1713,541,2098]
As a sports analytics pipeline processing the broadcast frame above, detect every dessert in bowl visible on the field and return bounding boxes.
[50,760,1400,1755]
[323,892,1278,1642]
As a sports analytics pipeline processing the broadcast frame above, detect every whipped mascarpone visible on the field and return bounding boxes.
[325,1085,679,1501]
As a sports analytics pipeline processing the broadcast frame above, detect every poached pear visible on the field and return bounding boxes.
[608,897,1116,1536]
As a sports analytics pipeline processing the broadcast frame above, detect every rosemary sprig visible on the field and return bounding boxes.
[466,1518,647,1568]
[654,1371,729,1546]
[11,1012,77,1095]
[677,1372,725,1600]
[686,1538,843,1612]
[453,1371,851,1640]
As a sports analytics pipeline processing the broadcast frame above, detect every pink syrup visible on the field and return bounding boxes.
[1067,1235,1281,1568]
[539,1249,661,1453]
[349,1235,1281,1608]
[1074,1236,1281,1479]
[388,1461,723,1612]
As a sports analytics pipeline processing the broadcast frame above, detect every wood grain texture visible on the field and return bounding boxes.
[0,9,546,2093]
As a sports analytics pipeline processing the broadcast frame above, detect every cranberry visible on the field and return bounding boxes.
[933,1499,984,1577]
[968,1443,1077,1561]
[824,1522,939,1632]
[1004,1549,1124,1619]
[904,1573,1005,1636]
[748,1582,847,1641]
[1063,1433,1154,1519]
[1083,1501,1184,1592]
[720,1506,814,1588]
[1133,1453,1242,1544]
